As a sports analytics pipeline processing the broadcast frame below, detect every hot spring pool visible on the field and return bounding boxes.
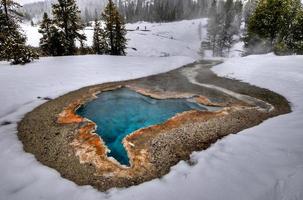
[76,88,209,166]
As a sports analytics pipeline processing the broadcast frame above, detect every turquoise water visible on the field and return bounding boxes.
[76,88,208,166]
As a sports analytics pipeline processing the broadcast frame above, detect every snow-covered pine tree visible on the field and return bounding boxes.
[0,0,38,64]
[92,18,108,54]
[102,0,127,56]
[52,0,86,55]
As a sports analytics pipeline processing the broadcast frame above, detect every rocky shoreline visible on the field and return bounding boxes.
[17,60,291,191]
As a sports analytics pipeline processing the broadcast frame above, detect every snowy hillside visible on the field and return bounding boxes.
[22,19,210,59]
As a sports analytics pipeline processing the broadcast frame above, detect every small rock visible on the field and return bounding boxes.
[1,121,12,126]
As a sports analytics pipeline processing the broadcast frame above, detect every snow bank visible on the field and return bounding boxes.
[1,53,303,200]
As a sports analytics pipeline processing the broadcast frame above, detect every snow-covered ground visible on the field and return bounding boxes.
[22,19,207,59]
[1,51,303,199]
[22,18,246,59]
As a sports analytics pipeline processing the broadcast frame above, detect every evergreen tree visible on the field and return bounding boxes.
[219,0,238,56]
[39,13,52,55]
[92,18,108,54]
[52,0,86,55]
[277,0,303,54]
[206,0,241,56]
[245,0,303,55]
[243,0,259,24]
[288,7,303,54]
[48,26,66,56]
[38,12,66,56]
[102,0,127,56]
[0,0,38,64]
[248,0,286,46]
[206,0,220,56]
[113,8,127,55]
[233,0,243,33]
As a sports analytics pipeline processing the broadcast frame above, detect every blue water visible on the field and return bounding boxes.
[76,88,207,166]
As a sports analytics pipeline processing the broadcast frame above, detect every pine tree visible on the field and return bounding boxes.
[277,0,303,54]
[0,0,38,64]
[243,0,259,24]
[102,0,127,56]
[113,8,127,55]
[39,13,52,56]
[206,0,220,56]
[92,18,108,54]
[291,9,303,54]
[219,0,237,56]
[38,12,66,56]
[245,0,303,55]
[52,0,86,55]
[233,0,243,33]
[248,0,286,46]
[48,26,66,56]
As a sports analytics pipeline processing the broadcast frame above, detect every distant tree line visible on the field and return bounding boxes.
[21,0,213,24]
[116,0,211,23]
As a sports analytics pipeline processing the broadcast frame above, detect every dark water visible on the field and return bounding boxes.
[76,88,208,166]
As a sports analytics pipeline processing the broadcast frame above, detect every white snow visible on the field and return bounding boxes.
[22,19,208,59]
[21,23,41,49]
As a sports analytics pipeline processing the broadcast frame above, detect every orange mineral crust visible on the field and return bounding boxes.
[57,101,83,124]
